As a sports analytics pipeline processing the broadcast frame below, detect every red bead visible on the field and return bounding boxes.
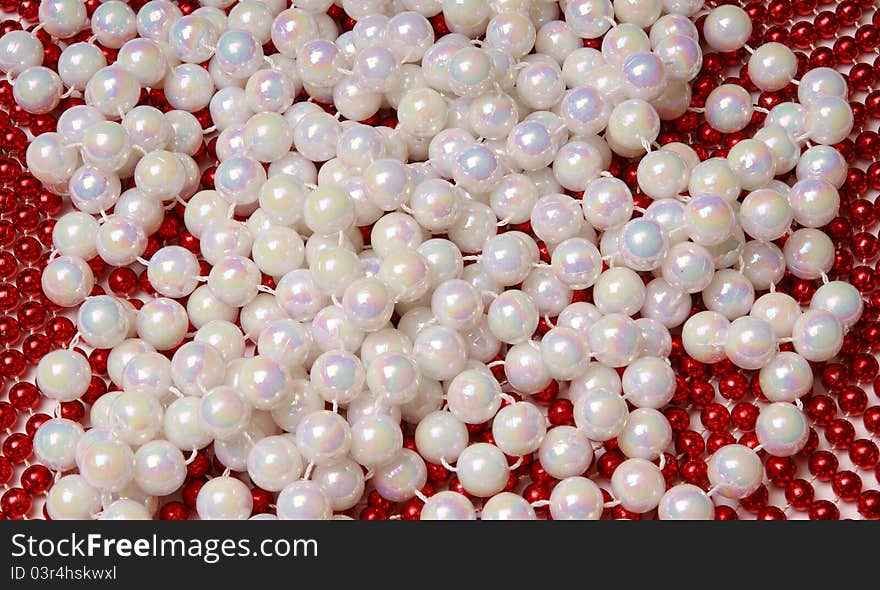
[1,488,30,519]
[251,487,272,514]
[790,21,816,48]
[359,506,388,520]
[664,406,690,433]
[757,506,787,520]
[717,373,747,401]
[851,353,879,382]
[808,500,839,520]
[808,450,839,482]
[25,413,50,438]
[785,479,815,511]
[714,505,739,520]
[159,502,189,520]
[108,267,138,297]
[547,399,574,426]
[740,485,769,513]
[852,232,880,261]
[20,465,52,495]
[766,456,797,486]
[0,455,11,485]
[858,490,880,519]
[675,430,705,458]
[9,381,40,411]
[181,479,204,509]
[367,489,392,511]
[59,400,85,422]
[831,470,862,501]
[707,431,735,453]
[838,385,869,416]
[3,432,32,463]
[851,265,876,292]
[0,401,14,430]
[825,418,856,448]
[688,379,715,406]
[820,363,849,391]
[399,498,422,520]
[596,448,624,479]
[679,458,709,488]
[426,461,449,483]
[805,394,837,425]
[864,406,880,435]
[849,439,880,469]
[186,451,211,478]
[700,403,730,432]
[529,460,553,485]
[0,349,27,378]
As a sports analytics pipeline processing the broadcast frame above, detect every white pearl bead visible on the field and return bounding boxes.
[658,483,713,520]
[549,475,604,520]
[456,442,509,497]
[481,492,537,520]
[707,444,763,499]
[372,448,427,501]
[610,457,665,513]
[197,476,253,520]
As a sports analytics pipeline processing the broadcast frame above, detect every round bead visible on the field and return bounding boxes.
[707,444,763,499]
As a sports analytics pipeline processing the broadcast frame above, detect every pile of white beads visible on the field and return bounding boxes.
[1,0,864,520]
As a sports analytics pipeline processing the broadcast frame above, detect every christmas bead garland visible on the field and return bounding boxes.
[0,0,876,521]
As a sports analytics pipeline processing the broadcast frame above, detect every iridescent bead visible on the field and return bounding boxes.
[705,84,753,134]
[796,145,848,188]
[805,96,854,146]
[755,402,809,457]
[739,189,793,242]
[547,475,603,520]
[611,458,665,513]
[702,5,751,53]
[783,228,835,280]
[787,179,839,228]
[682,310,729,364]
[565,0,614,39]
[810,281,863,330]
[727,139,776,191]
[792,309,843,362]
[84,66,141,119]
[661,241,714,294]
[683,195,735,246]
[658,483,713,520]
[759,352,813,403]
[748,42,797,92]
[701,269,754,320]
[707,444,762,499]
[641,278,691,329]
[798,67,848,105]
[0,31,44,76]
[588,313,643,367]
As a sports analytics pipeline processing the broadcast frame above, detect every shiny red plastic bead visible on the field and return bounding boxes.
[9,381,40,411]
[3,432,32,462]
[714,505,739,520]
[20,464,53,495]
[785,479,815,511]
[159,502,189,520]
[825,419,856,448]
[1,488,30,519]
[808,500,840,520]
[850,439,880,469]
[857,490,880,519]
[765,456,797,486]
[831,470,862,501]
